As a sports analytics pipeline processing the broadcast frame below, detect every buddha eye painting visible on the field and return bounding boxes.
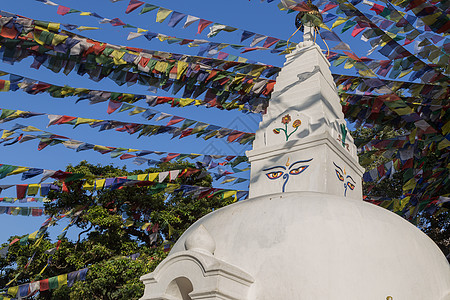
[263,158,313,192]
[333,162,356,196]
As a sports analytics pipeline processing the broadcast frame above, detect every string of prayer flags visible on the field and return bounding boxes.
[0,106,255,144]
[0,69,269,114]
[0,17,277,107]
[0,167,247,198]
[0,206,44,217]
[0,125,250,170]
[119,0,291,49]
[3,268,88,299]
[326,0,449,82]
[0,197,48,203]
[36,0,294,54]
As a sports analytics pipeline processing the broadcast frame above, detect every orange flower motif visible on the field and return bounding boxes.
[281,114,291,124]
[292,119,301,128]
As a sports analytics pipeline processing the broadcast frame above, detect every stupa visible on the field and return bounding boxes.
[139,9,450,300]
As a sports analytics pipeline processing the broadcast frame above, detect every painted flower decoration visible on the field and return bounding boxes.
[281,114,291,124]
[273,114,301,141]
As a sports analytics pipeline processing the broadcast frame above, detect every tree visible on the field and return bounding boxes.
[0,161,236,299]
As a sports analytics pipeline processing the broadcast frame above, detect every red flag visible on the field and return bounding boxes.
[161,153,180,162]
[263,37,280,48]
[53,116,77,125]
[262,81,276,96]
[56,5,71,16]
[377,165,386,177]
[370,4,385,14]
[107,100,122,114]
[40,279,49,292]
[110,18,126,26]
[179,128,193,139]
[10,238,20,245]
[16,184,27,198]
[197,19,212,34]
[343,51,361,61]
[227,131,245,143]
[125,0,144,14]
[166,116,185,126]
[351,24,365,37]
[241,47,260,53]
[119,154,136,160]
[0,26,18,39]
[322,3,338,12]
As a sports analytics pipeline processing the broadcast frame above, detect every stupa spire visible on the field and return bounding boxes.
[246,10,364,199]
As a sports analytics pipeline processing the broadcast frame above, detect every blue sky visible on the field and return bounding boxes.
[0,0,379,243]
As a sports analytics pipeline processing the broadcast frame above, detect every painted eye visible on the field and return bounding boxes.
[289,166,308,175]
[335,170,344,181]
[347,182,355,190]
[266,171,283,180]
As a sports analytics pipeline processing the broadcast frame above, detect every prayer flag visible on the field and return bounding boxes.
[125,0,145,14]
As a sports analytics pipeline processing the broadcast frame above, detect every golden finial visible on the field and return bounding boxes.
[294,0,323,31]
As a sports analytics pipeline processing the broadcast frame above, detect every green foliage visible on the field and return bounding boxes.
[0,161,235,299]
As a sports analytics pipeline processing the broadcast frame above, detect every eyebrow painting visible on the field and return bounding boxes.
[263,158,313,192]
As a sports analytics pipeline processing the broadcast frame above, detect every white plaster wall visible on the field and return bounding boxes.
[170,192,450,300]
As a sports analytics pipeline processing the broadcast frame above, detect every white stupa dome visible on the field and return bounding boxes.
[140,25,450,300]
[170,192,450,300]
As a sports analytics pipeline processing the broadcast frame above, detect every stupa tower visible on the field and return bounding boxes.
[248,19,363,199]
[140,5,450,300]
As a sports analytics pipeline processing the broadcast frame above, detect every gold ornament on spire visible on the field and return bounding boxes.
[294,0,323,31]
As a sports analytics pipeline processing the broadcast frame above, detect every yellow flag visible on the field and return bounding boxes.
[48,22,60,32]
[22,126,42,132]
[137,28,148,33]
[231,73,245,85]
[147,173,158,182]
[77,26,99,31]
[95,179,106,190]
[221,177,237,184]
[27,184,40,196]
[403,178,416,191]
[52,34,68,46]
[177,61,189,80]
[398,69,413,78]
[222,190,237,202]
[93,145,111,152]
[249,65,265,78]
[83,181,95,191]
[0,80,10,91]
[137,174,148,181]
[141,223,151,230]
[1,130,14,139]
[58,274,68,287]
[8,167,29,175]
[154,61,168,73]
[156,8,173,23]
[332,17,349,29]
[409,128,417,144]
[438,139,450,151]
[80,12,92,16]
[179,98,195,107]
[75,118,97,127]
[29,230,39,240]
[7,286,18,297]
[129,107,147,115]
